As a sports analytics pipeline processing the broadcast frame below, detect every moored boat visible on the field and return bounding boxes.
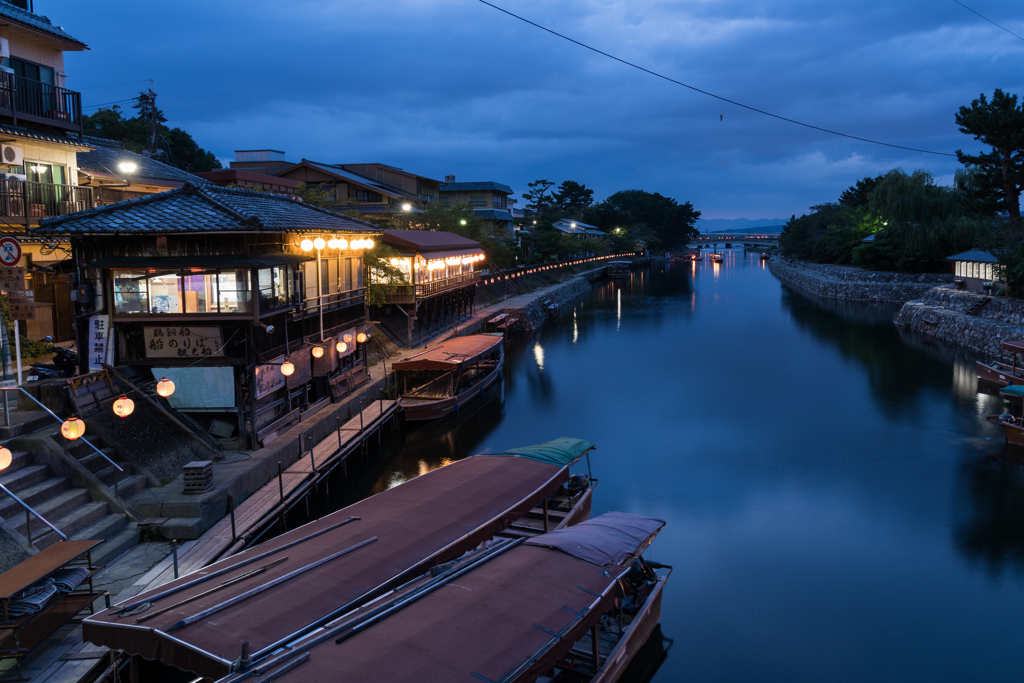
[977,340,1024,386]
[759,252,770,260]
[987,412,1024,446]
[394,334,504,421]
[608,261,631,279]
[711,252,724,263]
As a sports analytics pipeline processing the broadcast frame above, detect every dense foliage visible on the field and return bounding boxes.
[83,93,222,173]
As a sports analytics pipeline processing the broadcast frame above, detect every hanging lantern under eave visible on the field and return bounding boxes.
[311,346,325,359]
[113,396,135,418]
[343,333,353,344]
[280,361,295,377]
[61,418,85,441]
[300,239,314,252]
[156,377,175,398]
[0,447,12,471]
[356,332,368,344]
[313,237,326,250]
[336,341,348,354]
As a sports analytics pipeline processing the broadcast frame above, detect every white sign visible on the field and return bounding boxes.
[254,356,287,399]
[143,325,224,358]
[87,314,112,371]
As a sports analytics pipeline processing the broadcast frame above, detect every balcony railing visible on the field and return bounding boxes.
[382,271,480,304]
[0,178,93,222]
[0,72,83,132]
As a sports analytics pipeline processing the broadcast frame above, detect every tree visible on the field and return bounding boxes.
[521,179,556,220]
[82,93,222,173]
[586,189,700,249]
[956,89,1024,233]
[839,175,883,208]
[554,180,594,213]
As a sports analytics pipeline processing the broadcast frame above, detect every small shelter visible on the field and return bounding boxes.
[947,250,1003,293]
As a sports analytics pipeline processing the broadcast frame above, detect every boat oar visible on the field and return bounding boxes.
[136,556,290,623]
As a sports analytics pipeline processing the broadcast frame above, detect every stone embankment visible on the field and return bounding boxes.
[518,276,593,329]
[768,256,952,303]
[894,287,1024,359]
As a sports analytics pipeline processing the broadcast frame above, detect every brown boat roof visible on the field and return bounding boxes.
[393,334,503,371]
[83,454,570,679]
[1002,340,1024,353]
[225,513,665,683]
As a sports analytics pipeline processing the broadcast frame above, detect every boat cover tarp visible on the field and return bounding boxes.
[1001,385,1024,397]
[482,436,595,467]
[392,334,503,371]
[524,511,665,567]
[82,453,571,679]
[239,513,664,683]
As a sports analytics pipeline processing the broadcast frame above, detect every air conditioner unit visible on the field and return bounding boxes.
[0,144,23,167]
[0,39,9,60]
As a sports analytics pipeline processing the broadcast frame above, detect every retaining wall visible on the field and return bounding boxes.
[768,257,952,303]
[894,287,1024,360]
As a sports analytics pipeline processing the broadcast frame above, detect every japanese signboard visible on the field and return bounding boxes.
[143,325,225,358]
[0,267,26,292]
[87,315,112,371]
[0,236,22,267]
[254,356,287,399]
[7,289,35,320]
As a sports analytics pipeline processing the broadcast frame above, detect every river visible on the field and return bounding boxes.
[360,249,1024,682]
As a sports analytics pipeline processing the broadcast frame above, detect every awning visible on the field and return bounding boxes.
[392,246,484,259]
[86,254,314,269]
[82,449,577,679]
[482,437,595,467]
[392,334,503,371]
[1000,385,1024,398]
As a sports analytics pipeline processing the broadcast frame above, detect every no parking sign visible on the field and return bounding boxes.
[0,236,22,267]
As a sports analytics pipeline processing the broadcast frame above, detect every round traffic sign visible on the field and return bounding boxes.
[0,237,21,267]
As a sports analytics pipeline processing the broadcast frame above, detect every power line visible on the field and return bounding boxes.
[951,0,1024,43]
[78,79,152,91]
[476,0,957,157]
[82,97,137,111]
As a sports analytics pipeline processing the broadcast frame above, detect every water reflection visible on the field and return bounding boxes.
[954,447,1024,578]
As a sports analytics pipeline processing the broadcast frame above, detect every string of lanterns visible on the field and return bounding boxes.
[278,332,369,377]
[300,236,375,252]
[422,254,484,271]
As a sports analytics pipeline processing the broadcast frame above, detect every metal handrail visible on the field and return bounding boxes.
[0,481,67,540]
[0,387,123,472]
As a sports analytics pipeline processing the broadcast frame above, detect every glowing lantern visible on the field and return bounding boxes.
[311,346,324,359]
[113,396,135,418]
[156,377,175,397]
[390,258,400,266]
[61,418,86,440]
[300,239,314,252]
[356,332,368,344]
[337,238,349,249]
[0,447,12,471]
[280,361,295,377]
[343,334,353,344]
[327,239,339,249]
[350,239,362,249]
[337,341,348,354]
[313,237,326,250]
[365,239,374,249]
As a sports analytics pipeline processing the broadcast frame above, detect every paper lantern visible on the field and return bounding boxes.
[280,361,295,376]
[0,447,12,471]
[311,346,324,359]
[61,418,86,440]
[156,378,175,397]
[300,239,314,251]
[327,239,338,249]
[313,237,326,250]
[113,396,135,418]
[343,334,353,344]
[365,238,374,249]
[356,332,368,344]
[337,238,348,249]
[337,341,348,354]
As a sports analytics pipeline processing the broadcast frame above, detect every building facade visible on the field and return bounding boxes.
[438,177,515,236]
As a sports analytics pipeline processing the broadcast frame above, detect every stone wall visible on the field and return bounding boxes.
[894,287,1024,360]
[520,276,593,329]
[768,257,952,303]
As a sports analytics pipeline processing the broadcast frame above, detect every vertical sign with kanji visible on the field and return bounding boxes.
[87,314,112,371]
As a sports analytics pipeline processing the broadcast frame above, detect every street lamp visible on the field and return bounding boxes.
[402,203,412,212]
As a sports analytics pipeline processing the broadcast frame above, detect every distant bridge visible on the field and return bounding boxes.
[689,233,780,248]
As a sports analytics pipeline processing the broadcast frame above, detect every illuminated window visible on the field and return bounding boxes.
[113,269,251,315]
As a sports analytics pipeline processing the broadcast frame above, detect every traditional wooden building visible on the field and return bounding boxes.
[947,249,1004,293]
[33,182,379,448]
[438,177,515,235]
[76,136,211,205]
[373,229,484,347]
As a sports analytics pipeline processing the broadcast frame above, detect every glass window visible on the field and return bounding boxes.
[493,195,504,209]
[112,269,252,315]
[113,271,149,314]
[258,266,292,311]
[469,195,486,208]
[218,270,251,313]
[149,273,182,313]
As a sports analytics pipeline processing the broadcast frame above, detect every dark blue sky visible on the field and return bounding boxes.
[54,0,1023,220]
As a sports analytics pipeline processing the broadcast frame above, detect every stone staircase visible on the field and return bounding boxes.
[0,430,148,566]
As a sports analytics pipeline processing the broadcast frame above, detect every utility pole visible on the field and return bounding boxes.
[147,88,158,158]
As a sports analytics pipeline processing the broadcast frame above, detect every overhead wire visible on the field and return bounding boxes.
[951,0,1024,43]
[476,0,958,157]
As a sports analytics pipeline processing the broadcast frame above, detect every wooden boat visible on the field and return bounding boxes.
[83,438,597,680]
[977,341,1024,386]
[710,252,724,263]
[218,512,670,683]
[759,252,771,260]
[394,334,504,421]
[608,261,631,279]
[987,413,1024,445]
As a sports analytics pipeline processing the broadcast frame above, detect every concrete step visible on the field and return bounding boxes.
[12,488,92,537]
[97,472,146,499]
[0,450,30,474]
[78,449,121,475]
[0,476,67,518]
[80,523,140,567]
[30,501,109,551]
[0,463,48,493]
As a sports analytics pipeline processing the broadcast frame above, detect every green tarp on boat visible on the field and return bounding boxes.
[1001,385,1024,397]
[482,437,595,467]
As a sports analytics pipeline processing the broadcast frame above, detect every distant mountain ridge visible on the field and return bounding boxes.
[696,218,786,234]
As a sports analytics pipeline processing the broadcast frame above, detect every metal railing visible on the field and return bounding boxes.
[0,178,94,221]
[0,72,83,131]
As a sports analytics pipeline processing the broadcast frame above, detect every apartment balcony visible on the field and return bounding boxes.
[0,178,93,223]
[382,271,480,304]
[0,72,83,132]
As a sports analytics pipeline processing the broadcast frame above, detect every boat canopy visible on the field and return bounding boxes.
[392,334,503,372]
[83,449,577,679]
[482,436,595,467]
[1003,340,1024,354]
[524,511,665,567]
[1001,385,1024,397]
[223,513,665,683]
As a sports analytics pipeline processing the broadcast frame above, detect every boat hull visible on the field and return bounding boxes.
[977,361,1024,386]
[400,351,503,421]
[592,570,670,683]
[989,415,1024,446]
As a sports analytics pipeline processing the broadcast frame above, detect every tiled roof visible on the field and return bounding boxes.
[946,250,999,263]
[473,209,513,221]
[32,183,379,235]
[554,218,600,231]
[77,139,210,186]
[0,3,86,47]
[0,123,90,148]
[439,181,513,194]
[292,160,421,202]
[381,229,481,253]
[333,203,421,215]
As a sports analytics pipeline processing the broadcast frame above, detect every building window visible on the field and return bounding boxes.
[9,57,54,85]
[493,195,504,209]
[349,188,382,203]
[113,269,252,315]
[469,195,486,208]
[258,265,295,311]
[439,195,448,203]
